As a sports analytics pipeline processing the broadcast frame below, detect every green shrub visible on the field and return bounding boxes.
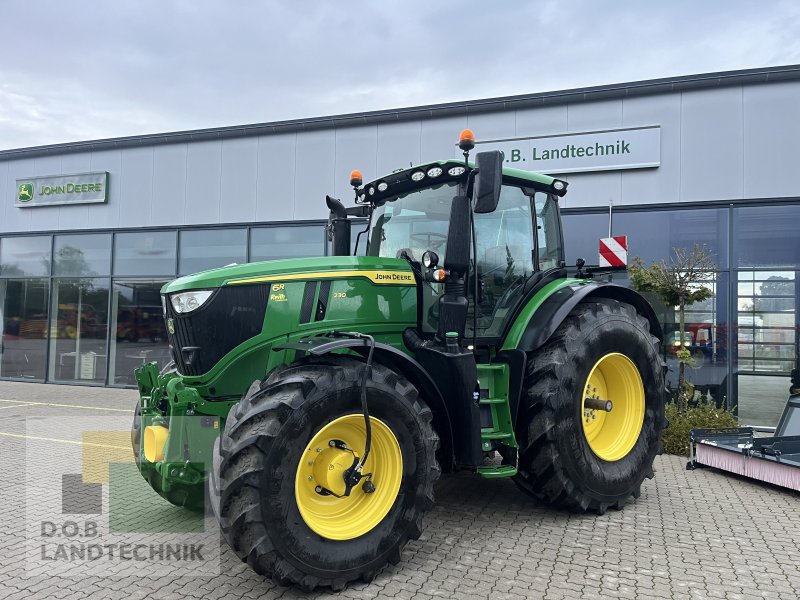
[660,401,738,456]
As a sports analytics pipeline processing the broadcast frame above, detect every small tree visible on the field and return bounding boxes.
[628,244,715,413]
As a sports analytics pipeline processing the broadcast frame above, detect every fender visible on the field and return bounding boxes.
[274,336,455,471]
[507,280,663,354]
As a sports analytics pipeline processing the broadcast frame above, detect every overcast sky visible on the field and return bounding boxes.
[1,1,799,151]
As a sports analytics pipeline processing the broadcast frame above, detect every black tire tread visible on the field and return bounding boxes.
[211,355,439,591]
[514,298,665,513]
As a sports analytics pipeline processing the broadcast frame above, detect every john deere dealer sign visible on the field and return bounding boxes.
[468,126,660,174]
[15,172,108,207]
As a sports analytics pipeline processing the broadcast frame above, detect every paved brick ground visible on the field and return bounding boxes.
[1,380,799,599]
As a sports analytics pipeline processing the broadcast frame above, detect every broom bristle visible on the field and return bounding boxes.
[696,443,800,492]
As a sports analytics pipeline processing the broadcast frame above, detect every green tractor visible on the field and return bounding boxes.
[132,130,665,590]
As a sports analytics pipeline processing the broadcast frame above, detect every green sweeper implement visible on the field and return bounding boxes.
[132,130,666,590]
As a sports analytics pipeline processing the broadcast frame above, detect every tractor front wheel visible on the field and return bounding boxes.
[513,298,665,513]
[210,356,439,591]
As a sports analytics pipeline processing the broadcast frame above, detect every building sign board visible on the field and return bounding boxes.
[15,172,109,207]
[466,126,660,174]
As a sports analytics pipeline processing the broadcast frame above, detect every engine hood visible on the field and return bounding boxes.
[161,255,415,294]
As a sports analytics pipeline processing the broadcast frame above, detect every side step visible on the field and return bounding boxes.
[477,464,517,478]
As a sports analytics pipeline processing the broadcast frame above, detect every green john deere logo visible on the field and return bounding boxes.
[167,319,175,335]
[18,183,34,203]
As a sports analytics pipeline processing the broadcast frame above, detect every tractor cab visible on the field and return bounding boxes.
[328,130,568,348]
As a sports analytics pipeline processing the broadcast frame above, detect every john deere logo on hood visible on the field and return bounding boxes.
[18,183,34,203]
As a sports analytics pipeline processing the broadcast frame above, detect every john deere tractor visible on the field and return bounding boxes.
[132,130,665,590]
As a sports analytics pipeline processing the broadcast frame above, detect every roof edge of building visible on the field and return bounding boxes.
[3,64,799,161]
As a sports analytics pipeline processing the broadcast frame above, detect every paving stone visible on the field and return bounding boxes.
[2,380,800,600]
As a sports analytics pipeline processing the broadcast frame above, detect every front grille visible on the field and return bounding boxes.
[165,285,269,376]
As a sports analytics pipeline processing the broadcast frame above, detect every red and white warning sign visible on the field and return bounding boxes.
[599,236,628,267]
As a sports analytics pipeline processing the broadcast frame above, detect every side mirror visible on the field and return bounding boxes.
[473,150,503,214]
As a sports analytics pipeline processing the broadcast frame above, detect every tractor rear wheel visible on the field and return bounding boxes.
[513,298,665,513]
[131,401,205,512]
[210,356,439,591]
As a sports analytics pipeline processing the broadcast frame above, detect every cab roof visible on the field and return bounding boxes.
[358,159,566,205]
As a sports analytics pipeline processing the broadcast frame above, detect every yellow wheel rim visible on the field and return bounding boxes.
[295,414,403,540]
[581,353,645,462]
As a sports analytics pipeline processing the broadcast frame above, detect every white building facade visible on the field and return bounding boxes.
[1,65,798,426]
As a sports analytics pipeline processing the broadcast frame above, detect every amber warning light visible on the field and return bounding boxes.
[458,129,475,152]
[350,170,363,187]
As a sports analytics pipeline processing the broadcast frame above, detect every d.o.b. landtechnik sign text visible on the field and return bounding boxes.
[467,126,660,175]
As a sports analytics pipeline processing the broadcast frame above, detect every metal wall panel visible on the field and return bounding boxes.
[376,121,421,177]
[118,147,154,228]
[561,171,622,210]
[0,161,8,234]
[567,99,623,131]
[466,111,516,142]
[743,81,800,199]
[3,79,800,234]
[185,140,222,225]
[680,87,744,202]
[620,94,682,205]
[334,125,377,201]
[150,144,187,227]
[515,105,569,138]
[294,129,335,220]
[420,115,468,164]
[255,133,295,222]
[221,138,258,224]
[5,158,35,232]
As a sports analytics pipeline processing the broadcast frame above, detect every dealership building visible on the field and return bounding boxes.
[1,65,798,426]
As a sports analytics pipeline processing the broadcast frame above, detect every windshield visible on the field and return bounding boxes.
[367,181,560,339]
[367,183,457,261]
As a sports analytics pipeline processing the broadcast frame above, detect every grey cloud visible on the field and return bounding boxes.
[0,0,799,150]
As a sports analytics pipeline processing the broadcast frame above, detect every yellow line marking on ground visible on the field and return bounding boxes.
[0,402,36,410]
[0,431,129,450]
[0,398,132,413]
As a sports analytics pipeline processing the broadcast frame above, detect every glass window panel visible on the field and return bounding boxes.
[755,276,794,298]
[754,297,794,312]
[0,278,49,379]
[737,374,791,426]
[250,226,324,262]
[0,236,51,277]
[351,221,369,256]
[561,213,608,266]
[737,282,754,297]
[329,221,369,256]
[114,231,176,277]
[179,228,247,275]
[47,278,109,384]
[53,234,111,276]
[754,271,795,282]
[614,208,729,268]
[109,280,170,385]
[734,204,800,268]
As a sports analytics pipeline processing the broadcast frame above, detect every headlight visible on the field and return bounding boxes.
[411,171,425,182]
[377,181,388,192]
[427,167,443,178]
[170,290,214,314]
[448,166,465,176]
